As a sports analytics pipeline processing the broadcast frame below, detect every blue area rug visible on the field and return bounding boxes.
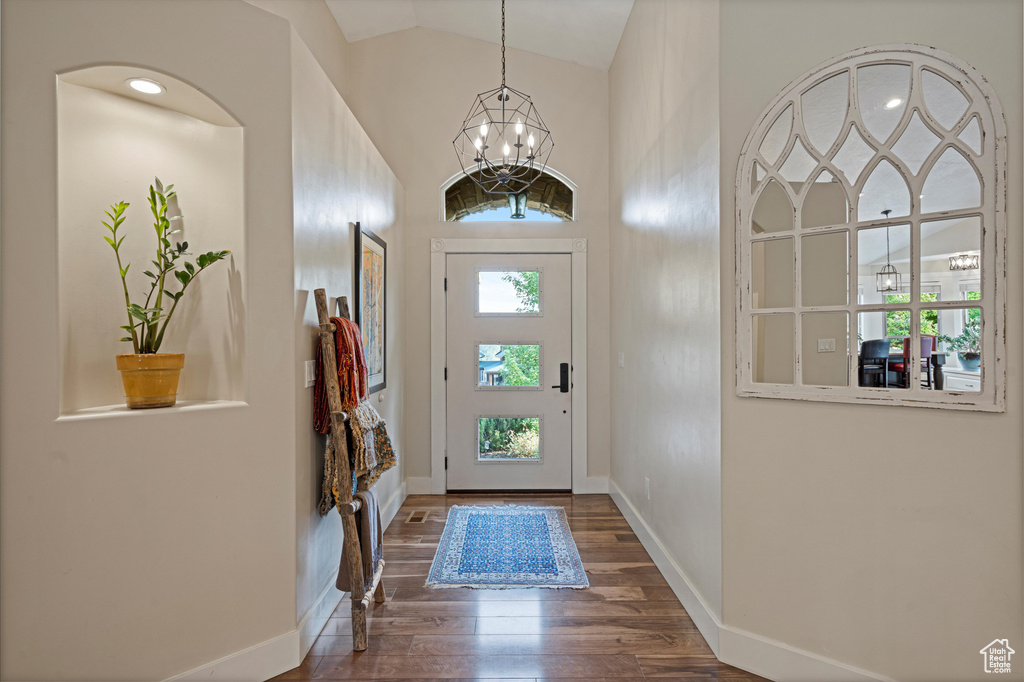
[425,505,589,590]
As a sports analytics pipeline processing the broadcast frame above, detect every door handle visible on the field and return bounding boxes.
[551,362,570,393]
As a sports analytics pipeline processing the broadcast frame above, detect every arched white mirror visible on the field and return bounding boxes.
[736,45,1005,411]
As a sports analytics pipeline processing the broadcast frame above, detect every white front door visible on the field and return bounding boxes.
[445,253,572,491]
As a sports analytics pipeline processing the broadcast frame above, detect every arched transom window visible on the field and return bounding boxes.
[736,45,1005,411]
[444,169,575,222]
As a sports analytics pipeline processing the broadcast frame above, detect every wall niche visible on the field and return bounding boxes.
[57,65,246,415]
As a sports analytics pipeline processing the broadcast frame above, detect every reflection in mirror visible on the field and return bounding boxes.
[759,104,793,166]
[802,170,848,228]
[857,223,911,301]
[778,138,819,190]
[752,161,765,187]
[891,111,941,175]
[801,71,849,155]
[921,147,980,214]
[857,63,911,143]
[922,69,969,130]
[751,238,794,309]
[959,116,983,155]
[857,310,909,388]
[832,125,876,185]
[858,160,911,221]
[801,312,849,386]
[932,307,982,392]
[921,216,981,301]
[801,231,848,306]
[752,314,794,384]
[751,180,793,234]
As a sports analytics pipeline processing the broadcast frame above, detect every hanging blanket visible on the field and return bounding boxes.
[337,488,383,595]
[314,316,368,434]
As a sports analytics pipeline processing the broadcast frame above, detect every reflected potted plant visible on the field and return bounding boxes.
[939,324,981,371]
[102,178,229,408]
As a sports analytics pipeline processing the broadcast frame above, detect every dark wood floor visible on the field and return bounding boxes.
[272,494,767,681]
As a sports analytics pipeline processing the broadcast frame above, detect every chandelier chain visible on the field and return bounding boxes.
[500,0,506,88]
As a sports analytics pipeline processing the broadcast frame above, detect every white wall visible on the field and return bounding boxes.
[290,30,406,637]
[719,2,1023,680]
[342,27,612,486]
[1,1,298,679]
[57,81,246,411]
[608,0,723,624]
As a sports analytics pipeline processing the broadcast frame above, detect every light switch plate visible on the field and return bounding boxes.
[618,352,625,368]
[304,360,316,388]
[817,338,836,353]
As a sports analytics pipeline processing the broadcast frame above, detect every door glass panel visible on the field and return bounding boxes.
[801,231,848,306]
[479,417,541,460]
[752,313,794,384]
[477,270,541,314]
[477,344,541,388]
[801,312,849,386]
[751,238,794,308]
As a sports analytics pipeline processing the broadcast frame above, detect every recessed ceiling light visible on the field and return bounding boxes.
[885,98,903,109]
[126,78,165,95]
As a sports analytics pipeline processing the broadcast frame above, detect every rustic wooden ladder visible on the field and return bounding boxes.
[314,288,386,651]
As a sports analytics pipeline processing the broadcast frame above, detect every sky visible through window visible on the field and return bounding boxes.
[478,271,539,313]
[460,207,563,222]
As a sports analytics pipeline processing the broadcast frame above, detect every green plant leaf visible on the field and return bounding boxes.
[184,262,194,275]
[120,337,133,342]
[104,236,115,247]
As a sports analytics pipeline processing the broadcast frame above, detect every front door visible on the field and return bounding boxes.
[445,253,572,491]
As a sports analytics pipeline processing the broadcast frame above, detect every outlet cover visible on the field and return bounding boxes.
[304,360,316,388]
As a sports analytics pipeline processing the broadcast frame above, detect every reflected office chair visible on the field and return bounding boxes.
[859,339,891,387]
[891,335,936,388]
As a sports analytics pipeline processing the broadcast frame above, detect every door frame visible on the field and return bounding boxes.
[430,237,588,494]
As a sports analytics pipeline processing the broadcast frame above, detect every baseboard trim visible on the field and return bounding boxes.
[298,579,344,660]
[608,478,894,682]
[608,478,722,654]
[405,476,433,495]
[163,629,298,681]
[381,480,408,529]
[719,626,896,682]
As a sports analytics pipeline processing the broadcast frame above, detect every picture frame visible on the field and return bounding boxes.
[354,222,386,393]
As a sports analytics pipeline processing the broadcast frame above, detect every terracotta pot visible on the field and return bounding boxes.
[115,353,185,409]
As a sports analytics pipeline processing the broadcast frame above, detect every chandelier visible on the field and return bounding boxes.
[949,253,980,271]
[876,210,903,293]
[453,0,554,196]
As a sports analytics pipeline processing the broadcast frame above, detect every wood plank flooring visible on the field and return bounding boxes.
[271,494,767,681]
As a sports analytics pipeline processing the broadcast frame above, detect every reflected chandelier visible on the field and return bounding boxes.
[876,210,903,293]
[453,0,554,195]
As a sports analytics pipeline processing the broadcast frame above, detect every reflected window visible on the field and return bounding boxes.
[737,45,1005,410]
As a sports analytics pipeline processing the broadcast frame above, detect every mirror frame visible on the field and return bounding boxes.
[735,44,1006,411]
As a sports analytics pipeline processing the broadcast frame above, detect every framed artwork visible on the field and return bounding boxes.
[354,222,386,393]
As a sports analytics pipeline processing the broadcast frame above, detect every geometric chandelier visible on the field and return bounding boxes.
[949,253,980,271]
[452,0,553,196]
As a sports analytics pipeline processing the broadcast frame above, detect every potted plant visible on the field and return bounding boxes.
[939,323,981,371]
[102,178,229,408]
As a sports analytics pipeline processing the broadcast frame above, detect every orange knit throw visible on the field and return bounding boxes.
[314,317,369,434]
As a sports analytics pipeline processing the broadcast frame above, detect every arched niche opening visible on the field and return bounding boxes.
[443,169,575,222]
[57,65,246,414]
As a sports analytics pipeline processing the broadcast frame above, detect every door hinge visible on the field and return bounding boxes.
[444,277,447,291]
[444,367,448,380]
[445,456,448,470]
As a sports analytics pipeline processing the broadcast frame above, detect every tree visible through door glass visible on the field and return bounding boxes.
[477,270,541,314]
[478,417,541,460]
[478,344,541,388]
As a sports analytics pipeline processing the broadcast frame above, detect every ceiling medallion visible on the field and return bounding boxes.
[453,0,554,196]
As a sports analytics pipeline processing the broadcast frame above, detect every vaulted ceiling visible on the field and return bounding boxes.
[325,0,635,71]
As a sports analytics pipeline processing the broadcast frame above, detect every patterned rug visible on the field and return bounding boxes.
[425,505,589,590]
